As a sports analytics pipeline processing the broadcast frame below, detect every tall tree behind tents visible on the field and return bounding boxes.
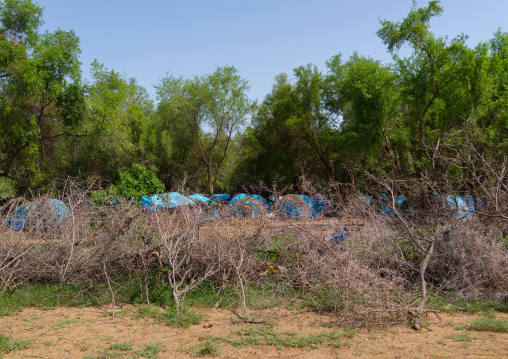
[155,66,253,195]
[0,0,85,189]
[67,61,153,183]
[376,1,506,185]
[236,66,336,188]
[325,54,406,179]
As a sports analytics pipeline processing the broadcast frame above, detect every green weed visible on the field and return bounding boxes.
[454,332,474,342]
[0,334,31,354]
[193,340,221,357]
[205,325,356,349]
[85,343,164,359]
[468,317,508,333]
[136,305,204,327]
[108,342,132,351]
[51,318,76,330]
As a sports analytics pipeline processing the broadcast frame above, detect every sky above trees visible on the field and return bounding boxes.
[40,0,507,102]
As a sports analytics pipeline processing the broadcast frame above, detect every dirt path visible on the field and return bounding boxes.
[1,305,506,358]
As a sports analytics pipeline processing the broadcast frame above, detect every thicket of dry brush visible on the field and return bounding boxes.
[0,173,506,328]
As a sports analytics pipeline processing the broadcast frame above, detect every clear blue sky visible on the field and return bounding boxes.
[40,0,507,102]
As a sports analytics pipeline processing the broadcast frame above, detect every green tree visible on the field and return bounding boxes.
[325,54,406,177]
[0,0,85,188]
[155,66,253,195]
[238,65,336,187]
[68,61,153,182]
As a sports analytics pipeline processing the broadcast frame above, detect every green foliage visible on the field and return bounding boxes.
[0,177,16,199]
[85,343,165,359]
[109,163,165,202]
[206,325,356,349]
[427,289,508,313]
[154,65,254,194]
[453,332,474,342]
[136,305,204,327]
[193,340,221,357]
[468,316,508,333]
[0,0,84,188]
[0,334,31,354]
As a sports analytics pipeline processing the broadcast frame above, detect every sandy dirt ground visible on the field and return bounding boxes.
[0,305,506,358]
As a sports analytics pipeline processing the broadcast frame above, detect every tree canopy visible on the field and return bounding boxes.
[1,0,507,197]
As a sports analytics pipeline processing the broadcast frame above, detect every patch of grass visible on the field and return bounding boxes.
[51,318,76,330]
[453,332,474,342]
[0,334,31,354]
[131,343,165,359]
[206,325,356,349]
[428,290,508,313]
[193,340,221,357]
[85,343,165,359]
[108,342,132,351]
[468,317,508,333]
[136,305,204,327]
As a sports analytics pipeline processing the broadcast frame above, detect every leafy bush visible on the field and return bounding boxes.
[91,164,165,206]
[112,164,165,201]
[0,177,16,199]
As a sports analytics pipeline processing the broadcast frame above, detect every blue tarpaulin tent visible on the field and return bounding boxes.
[231,197,265,218]
[6,202,34,231]
[229,193,249,208]
[432,193,475,220]
[6,199,69,231]
[311,196,327,217]
[277,194,311,219]
[212,194,230,202]
[141,192,195,211]
[189,194,211,203]
[249,194,270,209]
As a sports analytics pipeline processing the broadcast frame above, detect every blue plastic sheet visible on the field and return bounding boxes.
[229,193,249,208]
[6,202,34,231]
[311,196,327,217]
[231,197,265,218]
[212,194,230,202]
[141,192,194,211]
[249,194,270,209]
[325,226,348,244]
[6,199,69,231]
[46,199,70,224]
[189,194,211,203]
[357,195,372,206]
[378,194,392,215]
[432,193,475,220]
[277,195,311,219]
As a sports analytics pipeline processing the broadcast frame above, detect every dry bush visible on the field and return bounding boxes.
[0,170,506,328]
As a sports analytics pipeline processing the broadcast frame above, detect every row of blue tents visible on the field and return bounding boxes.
[139,192,328,219]
[5,191,485,232]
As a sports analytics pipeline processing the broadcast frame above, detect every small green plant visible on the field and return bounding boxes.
[454,332,474,342]
[136,305,203,327]
[51,318,76,330]
[204,325,356,349]
[0,334,31,354]
[194,340,220,357]
[131,343,165,359]
[108,342,132,351]
[85,343,164,359]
